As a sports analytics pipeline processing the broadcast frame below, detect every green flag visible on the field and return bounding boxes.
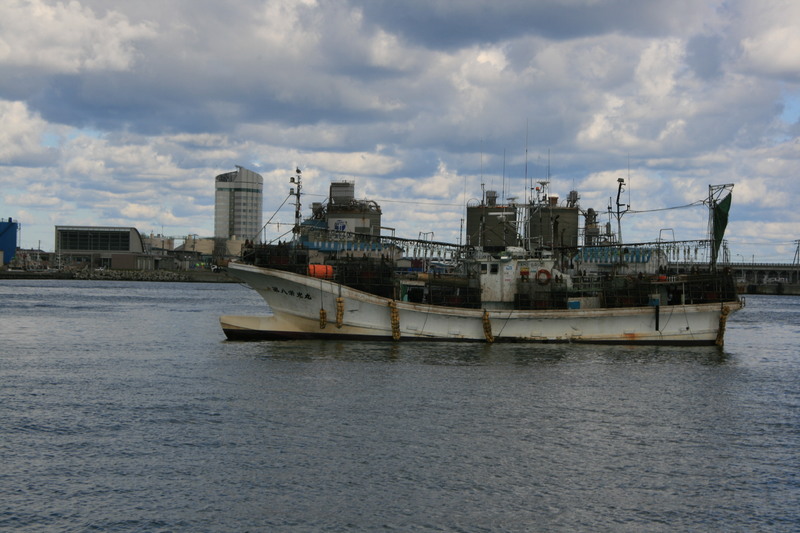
[713,192,732,260]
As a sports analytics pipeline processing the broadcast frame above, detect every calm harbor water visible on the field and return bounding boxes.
[1,279,798,532]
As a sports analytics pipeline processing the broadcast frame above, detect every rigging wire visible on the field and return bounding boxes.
[256,194,292,242]
[267,227,295,245]
[373,198,464,207]
[731,240,799,245]
[625,200,705,214]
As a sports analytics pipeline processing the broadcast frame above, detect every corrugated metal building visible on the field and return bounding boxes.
[0,218,19,265]
[54,226,150,270]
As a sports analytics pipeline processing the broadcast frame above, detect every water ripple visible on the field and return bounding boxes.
[0,282,797,531]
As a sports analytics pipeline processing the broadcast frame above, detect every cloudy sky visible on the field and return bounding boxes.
[1,0,799,261]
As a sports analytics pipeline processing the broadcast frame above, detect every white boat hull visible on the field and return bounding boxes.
[222,263,742,345]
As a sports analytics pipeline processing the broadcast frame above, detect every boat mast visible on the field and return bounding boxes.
[706,183,734,268]
[614,177,628,244]
[290,167,302,241]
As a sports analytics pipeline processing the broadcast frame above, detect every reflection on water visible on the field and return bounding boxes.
[234,338,732,367]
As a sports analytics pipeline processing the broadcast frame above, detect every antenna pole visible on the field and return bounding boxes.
[461,168,468,247]
[615,177,628,246]
[291,167,302,240]
[480,139,483,184]
[524,120,529,205]
[502,148,506,203]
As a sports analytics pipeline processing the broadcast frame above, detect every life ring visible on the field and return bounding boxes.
[535,269,552,285]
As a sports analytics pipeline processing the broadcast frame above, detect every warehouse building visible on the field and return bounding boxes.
[54,226,152,270]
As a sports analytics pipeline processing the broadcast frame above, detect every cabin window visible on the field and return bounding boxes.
[481,264,488,273]
[490,263,499,274]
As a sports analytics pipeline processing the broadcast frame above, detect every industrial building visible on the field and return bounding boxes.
[54,226,151,270]
[317,181,382,235]
[0,218,19,265]
[300,181,383,242]
[214,166,263,241]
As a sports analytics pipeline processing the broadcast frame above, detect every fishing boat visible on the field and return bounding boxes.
[221,170,742,345]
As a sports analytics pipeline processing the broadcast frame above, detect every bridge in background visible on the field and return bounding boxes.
[672,261,800,285]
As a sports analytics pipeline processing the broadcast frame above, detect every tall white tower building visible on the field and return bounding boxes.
[214,166,263,241]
